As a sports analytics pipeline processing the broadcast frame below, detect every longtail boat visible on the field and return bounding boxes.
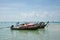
[10,21,49,30]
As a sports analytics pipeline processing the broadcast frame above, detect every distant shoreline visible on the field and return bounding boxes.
[0,21,60,23]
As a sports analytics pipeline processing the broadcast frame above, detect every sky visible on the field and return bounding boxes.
[0,0,60,22]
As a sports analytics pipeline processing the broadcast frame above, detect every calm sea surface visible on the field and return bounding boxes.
[0,22,60,40]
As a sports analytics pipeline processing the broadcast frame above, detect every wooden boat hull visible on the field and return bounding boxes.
[11,25,39,30]
[10,25,46,30]
[38,25,46,28]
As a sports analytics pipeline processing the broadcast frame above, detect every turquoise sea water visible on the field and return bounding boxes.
[0,22,60,40]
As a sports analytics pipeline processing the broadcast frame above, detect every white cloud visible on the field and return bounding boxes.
[0,1,60,22]
[0,10,49,21]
